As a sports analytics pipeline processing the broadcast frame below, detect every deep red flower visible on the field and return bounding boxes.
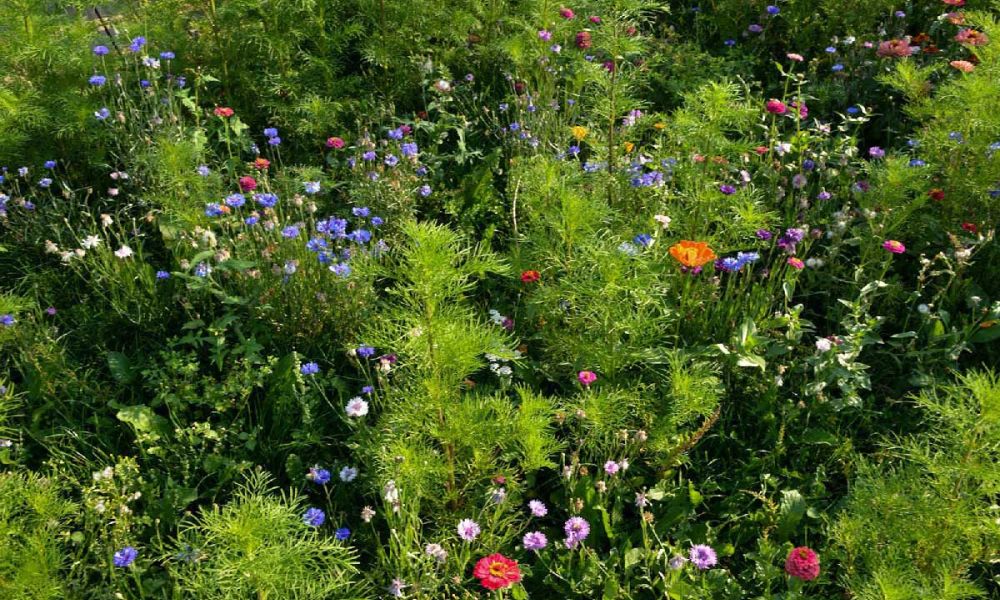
[961,222,978,233]
[473,554,521,591]
[785,547,820,581]
[238,176,257,192]
[928,188,945,201]
[520,270,541,284]
[575,31,592,49]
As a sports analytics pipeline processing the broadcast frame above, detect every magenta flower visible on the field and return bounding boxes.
[604,460,620,476]
[883,240,905,254]
[577,370,597,387]
[689,544,717,569]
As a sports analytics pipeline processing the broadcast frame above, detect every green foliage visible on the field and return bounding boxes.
[170,471,368,599]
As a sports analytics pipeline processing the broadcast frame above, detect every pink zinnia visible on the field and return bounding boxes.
[765,99,787,114]
[577,370,597,386]
[786,52,804,62]
[559,7,575,19]
[876,39,915,58]
[326,136,345,149]
[955,29,989,46]
[785,546,820,581]
[589,15,601,24]
[950,60,975,73]
[238,176,257,192]
[883,240,905,254]
[787,257,805,270]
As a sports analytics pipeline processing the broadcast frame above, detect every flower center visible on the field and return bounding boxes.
[489,562,507,577]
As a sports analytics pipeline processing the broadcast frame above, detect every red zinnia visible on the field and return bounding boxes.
[785,547,820,581]
[473,553,522,591]
[213,107,234,118]
[576,31,592,49]
[520,270,540,284]
[765,99,787,115]
[238,176,257,192]
[928,188,945,201]
[961,222,978,233]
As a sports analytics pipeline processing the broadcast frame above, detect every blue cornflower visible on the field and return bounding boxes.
[160,51,175,60]
[509,122,520,132]
[95,107,111,120]
[499,103,509,112]
[419,185,432,197]
[128,36,146,52]
[724,39,736,47]
[719,184,736,195]
[306,237,328,252]
[44,160,57,169]
[335,528,351,541]
[717,257,742,272]
[0,314,14,327]
[303,508,325,527]
[17,167,27,177]
[263,127,278,138]
[308,467,331,484]
[196,165,210,176]
[802,159,816,171]
[300,362,320,375]
[282,225,300,239]
[304,181,321,194]
[156,271,170,279]
[362,150,377,161]
[401,142,418,157]
[825,46,837,53]
[567,145,580,157]
[633,233,653,247]
[371,216,384,227]
[352,206,370,218]
[38,178,53,188]
[255,193,278,208]
[139,80,150,88]
[224,193,245,207]
[736,251,760,267]
[89,74,107,86]
[949,131,964,143]
[175,76,186,88]
[832,64,844,72]
[348,229,371,244]
[357,345,375,358]
[93,45,109,56]
[205,203,224,217]
[766,5,779,15]
[329,262,351,277]
[415,166,428,177]
[384,154,399,167]
[909,159,926,167]
[387,128,404,140]
[267,136,281,146]
[113,546,138,567]
[194,263,212,277]
[846,105,860,115]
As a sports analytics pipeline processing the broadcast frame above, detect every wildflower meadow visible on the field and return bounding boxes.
[1,1,999,598]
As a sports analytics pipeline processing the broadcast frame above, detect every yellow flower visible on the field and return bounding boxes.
[653,122,666,130]
[571,126,588,141]
[624,142,635,153]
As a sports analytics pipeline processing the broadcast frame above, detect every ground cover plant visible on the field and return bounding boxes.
[1,0,999,598]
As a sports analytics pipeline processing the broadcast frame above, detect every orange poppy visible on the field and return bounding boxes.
[669,241,717,268]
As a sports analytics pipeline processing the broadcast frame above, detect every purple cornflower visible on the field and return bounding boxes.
[777,228,805,254]
[156,271,170,279]
[756,229,773,241]
[401,142,418,157]
[282,225,300,239]
[93,45,110,56]
[303,508,325,527]
[300,362,320,375]
[523,531,548,551]
[352,206,370,217]
[128,36,146,52]
[604,460,620,475]
[564,517,590,548]
[868,146,885,159]
[89,74,107,86]
[356,345,376,358]
[529,500,548,517]
[719,184,736,195]
[225,193,246,207]
[689,544,717,570]
[335,527,351,541]
[113,546,138,567]
[457,518,481,541]
[1,314,15,327]
[419,184,432,197]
